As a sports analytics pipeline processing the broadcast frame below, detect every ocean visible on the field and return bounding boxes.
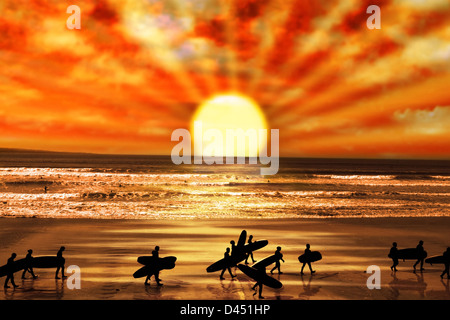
[0,150,449,219]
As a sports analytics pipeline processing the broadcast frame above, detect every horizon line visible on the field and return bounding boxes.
[0,147,449,162]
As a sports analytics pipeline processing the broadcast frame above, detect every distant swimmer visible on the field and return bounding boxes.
[55,246,66,279]
[300,244,316,275]
[413,240,425,272]
[245,235,257,265]
[441,247,450,279]
[22,249,37,279]
[270,246,285,275]
[220,248,236,280]
[4,253,19,289]
[389,242,399,272]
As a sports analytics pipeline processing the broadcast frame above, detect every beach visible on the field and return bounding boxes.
[0,217,449,300]
[0,152,448,300]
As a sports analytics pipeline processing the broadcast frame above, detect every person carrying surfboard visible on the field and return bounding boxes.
[4,253,19,289]
[251,271,265,299]
[145,246,163,286]
[22,249,37,279]
[245,235,257,265]
[270,246,284,275]
[55,246,66,279]
[389,242,399,272]
[440,247,450,279]
[300,244,316,275]
[220,247,236,280]
[413,240,426,272]
[231,240,244,259]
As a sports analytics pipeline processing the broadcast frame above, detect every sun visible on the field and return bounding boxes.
[191,94,268,158]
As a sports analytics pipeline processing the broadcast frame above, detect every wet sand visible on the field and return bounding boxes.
[0,217,449,300]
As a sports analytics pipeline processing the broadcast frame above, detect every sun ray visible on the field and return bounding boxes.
[1,0,449,158]
[120,0,205,103]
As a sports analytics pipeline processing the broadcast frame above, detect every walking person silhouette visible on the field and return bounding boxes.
[4,253,19,289]
[245,235,257,264]
[251,263,268,299]
[389,242,399,272]
[22,249,37,279]
[441,247,450,279]
[251,270,265,299]
[220,247,236,280]
[413,240,425,272]
[270,246,284,275]
[145,246,162,286]
[55,246,66,279]
[300,244,316,275]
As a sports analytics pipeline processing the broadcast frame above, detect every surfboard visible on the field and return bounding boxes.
[237,264,282,289]
[237,230,247,247]
[138,255,177,266]
[395,248,427,261]
[0,259,27,278]
[32,256,65,268]
[133,266,155,279]
[298,251,322,263]
[206,254,246,273]
[206,233,267,273]
[425,255,447,265]
[252,254,278,270]
[389,279,427,292]
[243,240,268,254]
[133,256,177,278]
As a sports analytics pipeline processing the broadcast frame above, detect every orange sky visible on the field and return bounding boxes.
[0,0,449,159]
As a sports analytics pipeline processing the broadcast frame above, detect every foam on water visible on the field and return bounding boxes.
[0,155,448,219]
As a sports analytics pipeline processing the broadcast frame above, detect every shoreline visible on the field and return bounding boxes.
[0,216,448,300]
[1,214,449,220]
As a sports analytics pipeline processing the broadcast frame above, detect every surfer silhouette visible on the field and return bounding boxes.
[251,269,265,299]
[413,240,425,272]
[245,235,257,264]
[270,246,284,275]
[230,240,237,256]
[389,242,399,272]
[4,253,19,289]
[220,248,236,280]
[55,246,66,279]
[300,244,316,275]
[441,247,450,279]
[21,249,37,279]
[145,246,162,286]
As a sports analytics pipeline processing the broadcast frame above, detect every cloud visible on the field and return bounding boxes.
[393,106,450,135]
[394,0,450,10]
